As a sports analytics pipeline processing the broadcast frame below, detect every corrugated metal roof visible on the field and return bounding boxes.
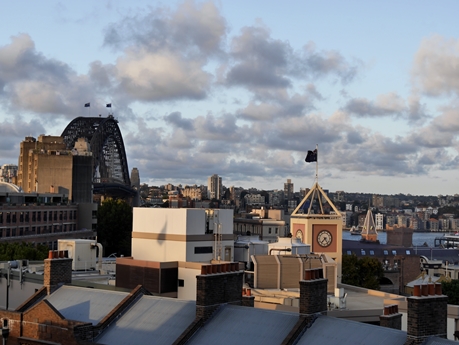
[297,315,407,345]
[187,305,298,345]
[45,286,129,324]
[98,295,196,345]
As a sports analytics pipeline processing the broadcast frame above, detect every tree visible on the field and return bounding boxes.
[441,280,459,305]
[97,199,133,257]
[0,242,49,261]
[342,254,384,290]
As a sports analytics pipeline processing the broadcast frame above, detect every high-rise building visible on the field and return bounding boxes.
[18,135,73,197]
[284,179,293,200]
[131,167,140,189]
[17,135,93,203]
[207,174,222,200]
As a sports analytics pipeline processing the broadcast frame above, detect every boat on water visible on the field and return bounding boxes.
[349,226,362,236]
[434,232,459,248]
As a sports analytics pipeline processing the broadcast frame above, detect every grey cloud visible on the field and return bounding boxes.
[164,112,194,130]
[225,26,360,92]
[346,131,364,145]
[299,45,359,84]
[0,34,109,118]
[344,93,405,118]
[103,1,227,57]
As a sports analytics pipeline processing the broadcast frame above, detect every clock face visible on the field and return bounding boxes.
[317,230,332,247]
[296,229,303,242]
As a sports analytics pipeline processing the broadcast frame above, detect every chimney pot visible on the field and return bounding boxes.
[421,284,428,296]
[435,283,442,295]
[413,285,421,297]
[304,269,312,280]
[384,306,390,315]
[428,283,435,296]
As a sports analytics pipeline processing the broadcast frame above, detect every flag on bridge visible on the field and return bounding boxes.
[84,103,90,107]
[106,103,111,108]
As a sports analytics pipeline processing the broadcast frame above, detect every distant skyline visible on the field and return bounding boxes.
[1,1,459,195]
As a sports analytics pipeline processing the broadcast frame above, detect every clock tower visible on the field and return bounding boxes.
[290,182,343,288]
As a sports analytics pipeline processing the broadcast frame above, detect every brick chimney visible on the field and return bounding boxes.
[380,304,402,330]
[299,268,327,317]
[405,283,447,345]
[44,250,72,295]
[196,263,244,320]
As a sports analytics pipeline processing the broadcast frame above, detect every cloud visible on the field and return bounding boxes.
[344,93,405,117]
[0,34,111,117]
[164,112,194,130]
[114,48,211,101]
[224,25,360,93]
[343,92,430,125]
[104,0,227,57]
[412,35,459,97]
[0,117,46,160]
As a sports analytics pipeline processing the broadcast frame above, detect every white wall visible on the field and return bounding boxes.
[177,267,200,300]
[133,238,187,262]
[133,208,191,235]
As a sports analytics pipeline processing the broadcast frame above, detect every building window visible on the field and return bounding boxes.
[0,212,2,224]
[194,246,213,254]
[406,250,411,255]
[370,250,374,255]
[275,228,278,234]
[178,279,184,287]
[392,250,397,255]
[361,250,366,255]
[346,250,352,255]
[269,227,271,234]
[383,250,388,255]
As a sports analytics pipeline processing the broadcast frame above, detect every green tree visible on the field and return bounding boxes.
[97,199,133,257]
[0,242,49,261]
[342,254,384,290]
[441,280,459,305]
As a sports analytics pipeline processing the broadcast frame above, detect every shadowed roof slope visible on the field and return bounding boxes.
[97,295,196,345]
[187,304,298,345]
[296,315,406,345]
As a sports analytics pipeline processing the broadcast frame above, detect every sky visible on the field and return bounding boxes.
[1,1,459,196]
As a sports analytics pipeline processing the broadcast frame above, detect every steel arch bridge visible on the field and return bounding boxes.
[61,115,135,198]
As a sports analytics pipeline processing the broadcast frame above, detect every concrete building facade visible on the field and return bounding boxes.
[207,174,222,200]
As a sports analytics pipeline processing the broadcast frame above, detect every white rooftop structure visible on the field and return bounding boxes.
[132,208,234,263]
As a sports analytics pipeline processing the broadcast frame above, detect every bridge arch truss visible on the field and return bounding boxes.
[61,115,131,187]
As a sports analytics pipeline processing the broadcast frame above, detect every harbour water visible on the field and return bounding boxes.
[342,230,446,248]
